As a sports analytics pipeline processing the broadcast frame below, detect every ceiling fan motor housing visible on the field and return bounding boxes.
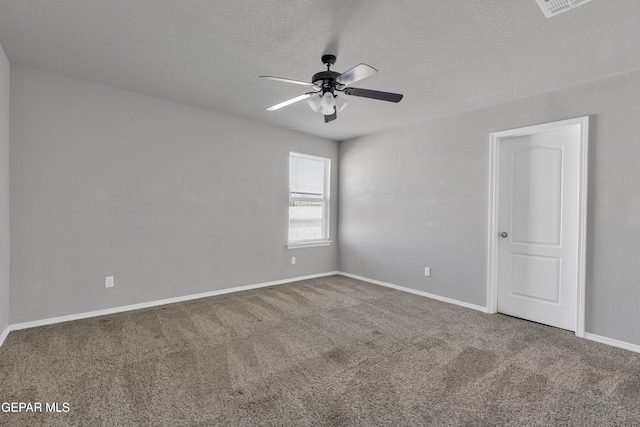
[312,71,341,94]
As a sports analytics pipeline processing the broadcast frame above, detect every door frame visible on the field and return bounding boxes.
[486,116,589,337]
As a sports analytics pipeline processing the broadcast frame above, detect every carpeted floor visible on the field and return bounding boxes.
[0,275,639,426]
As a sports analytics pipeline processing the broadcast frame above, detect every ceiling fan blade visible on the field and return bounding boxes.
[343,87,403,103]
[259,76,316,87]
[324,108,337,123]
[336,64,377,86]
[266,93,314,111]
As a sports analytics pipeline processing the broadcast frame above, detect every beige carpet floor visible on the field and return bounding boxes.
[1,275,639,426]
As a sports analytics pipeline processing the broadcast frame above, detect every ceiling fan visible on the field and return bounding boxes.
[260,54,403,123]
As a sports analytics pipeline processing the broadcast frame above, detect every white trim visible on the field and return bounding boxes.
[584,333,640,354]
[3,270,639,356]
[6,272,339,334]
[288,151,331,244]
[486,134,500,314]
[289,151,329,163]
[0,326,9,348]
[487,116,589,337]
[287,240,333,249]
[341,272,640,354]
[575,117,589,338]
[338,272,488,313]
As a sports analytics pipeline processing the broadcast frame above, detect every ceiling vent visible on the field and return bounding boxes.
[535,0,595,18]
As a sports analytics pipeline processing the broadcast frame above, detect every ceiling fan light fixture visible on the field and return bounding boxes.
[321,105,335,115]
[320,92,336,115]
[335,95,347,112]
[306,93,322,112]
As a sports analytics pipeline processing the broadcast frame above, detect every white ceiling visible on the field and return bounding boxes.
[1,1,640,141]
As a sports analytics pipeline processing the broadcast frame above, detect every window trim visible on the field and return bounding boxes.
[287,152,332,248]
[286,240,333,250]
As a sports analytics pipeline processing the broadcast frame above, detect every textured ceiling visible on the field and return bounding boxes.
[1,1,640,141]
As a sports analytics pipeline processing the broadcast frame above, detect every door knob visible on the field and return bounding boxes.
[500,232,508,238]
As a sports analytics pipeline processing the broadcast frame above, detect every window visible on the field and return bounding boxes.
[288,152,331,248]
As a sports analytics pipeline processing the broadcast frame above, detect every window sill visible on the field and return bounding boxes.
[287,240,333,249]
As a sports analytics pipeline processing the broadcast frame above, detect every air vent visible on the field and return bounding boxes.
[535,0,595,18]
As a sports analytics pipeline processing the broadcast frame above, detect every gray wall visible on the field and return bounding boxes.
[0,45,9,335]
[339,69,640,346]
[10,66,338,323]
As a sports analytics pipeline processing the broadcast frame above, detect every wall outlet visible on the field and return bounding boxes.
[424,267,431,277]
[291,256,296,265]
[105,276,114,288]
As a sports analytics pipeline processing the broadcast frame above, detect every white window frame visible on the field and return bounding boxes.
[287,152,332,249]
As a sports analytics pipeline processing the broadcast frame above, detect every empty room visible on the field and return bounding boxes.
[1,1,640,425]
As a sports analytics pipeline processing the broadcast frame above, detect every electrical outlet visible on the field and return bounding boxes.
[291,257,296,265]
[105,276,114,288]
[424,267,431,277]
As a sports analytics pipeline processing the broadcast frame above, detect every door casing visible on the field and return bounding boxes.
[487,116,589,337]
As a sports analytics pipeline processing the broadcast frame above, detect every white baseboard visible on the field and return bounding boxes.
[338,272,488,313]
[4,271,639,355]
[7,272,339,335]
[0,325,9,348]
[339,273,640,354]
[583,332,640,354]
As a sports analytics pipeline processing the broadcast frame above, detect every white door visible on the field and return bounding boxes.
[495,122,585,331]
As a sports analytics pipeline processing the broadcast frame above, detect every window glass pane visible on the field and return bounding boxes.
[289,200,324,241]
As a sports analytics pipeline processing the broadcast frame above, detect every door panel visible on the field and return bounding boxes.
[497,126,581,331]
[509,254,560,304]
[511,146,563,246]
